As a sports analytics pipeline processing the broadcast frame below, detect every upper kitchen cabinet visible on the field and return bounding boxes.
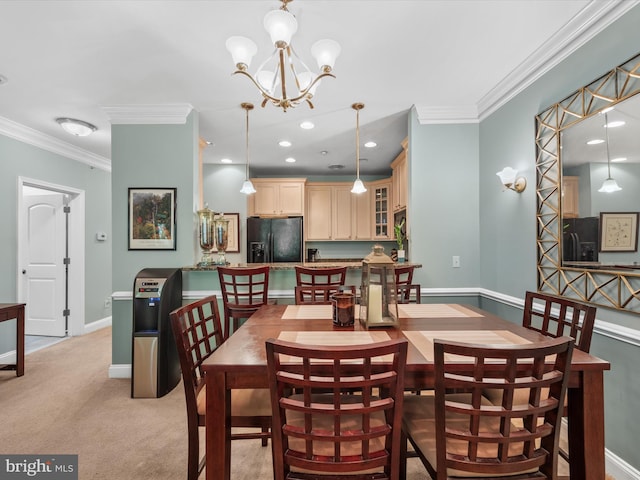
[305,183,373,241]
[370,179,392,240]
[391,138,408,213]
[248,178,306,216]
[562,176,579,218]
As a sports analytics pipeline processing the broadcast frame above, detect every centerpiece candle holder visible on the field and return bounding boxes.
[359,244,399,328]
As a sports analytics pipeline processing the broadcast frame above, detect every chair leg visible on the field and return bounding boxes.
[188,426,201,480]
[262,427,269,447]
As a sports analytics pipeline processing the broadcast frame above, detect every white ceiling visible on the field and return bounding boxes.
[0,1,636,176]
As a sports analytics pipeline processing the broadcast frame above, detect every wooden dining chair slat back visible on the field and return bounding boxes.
[170,295,271,480]
[394,265,421,304]
[294,284,356,305]
[266,337,408,480]
[217,265,270,339]
[523,291,596,352]
[402,336,574,480]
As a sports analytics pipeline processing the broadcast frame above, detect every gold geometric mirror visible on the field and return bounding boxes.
[536,51,640,313]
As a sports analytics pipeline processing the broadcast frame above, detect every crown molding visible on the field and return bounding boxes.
[0,116,111,172]
[415,105,480,125]
[478,0,640,120]
[102,104,193,124]
[415,0,639,124]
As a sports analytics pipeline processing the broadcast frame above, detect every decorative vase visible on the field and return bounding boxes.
[397,249,406,263]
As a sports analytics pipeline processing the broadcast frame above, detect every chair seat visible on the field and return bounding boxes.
[403,393,539,478]
[197,385,272,417]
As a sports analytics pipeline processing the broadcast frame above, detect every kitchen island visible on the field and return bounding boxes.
[183,260,422,271]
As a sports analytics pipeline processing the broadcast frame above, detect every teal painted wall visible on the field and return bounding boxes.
[0,134,111,354]
[111,111,199,364]
[408,118,481,288]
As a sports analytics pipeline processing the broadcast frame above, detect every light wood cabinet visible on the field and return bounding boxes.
[370,179,393,240]
[305,183,372,241]
[248,178,306,216]
[562,176,579,218]
[391,138,408,212]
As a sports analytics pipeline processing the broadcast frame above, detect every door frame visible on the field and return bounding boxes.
[17,176,86,337]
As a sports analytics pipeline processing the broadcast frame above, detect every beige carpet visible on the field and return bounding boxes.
[0,327,429,479]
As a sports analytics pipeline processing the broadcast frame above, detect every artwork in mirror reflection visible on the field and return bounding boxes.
[560,93,640,269]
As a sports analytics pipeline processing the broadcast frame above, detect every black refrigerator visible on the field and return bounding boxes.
[563,216,599,262]
[247,216,303,263]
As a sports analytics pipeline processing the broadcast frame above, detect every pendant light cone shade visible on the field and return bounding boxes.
[598,112,622,193]
[240,103,257,195]
[351,103,367,194]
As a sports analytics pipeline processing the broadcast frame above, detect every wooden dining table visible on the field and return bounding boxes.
[202,303,610,480]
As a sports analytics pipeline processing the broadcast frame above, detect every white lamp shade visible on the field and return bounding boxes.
[297,71,320,94]
[226,36,258,68]
[240,179,257,195]
[351,178,367,194]
[496,167,518,186]
[311,39,341,70]
[263,8,297,46]
[256,70,279,94]
[598,178,622,193]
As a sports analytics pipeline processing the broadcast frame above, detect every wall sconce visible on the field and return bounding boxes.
[496,167,526,193]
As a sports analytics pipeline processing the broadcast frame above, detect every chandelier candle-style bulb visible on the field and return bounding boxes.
[226,0,341,111]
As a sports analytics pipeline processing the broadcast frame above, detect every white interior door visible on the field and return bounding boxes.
[21,194,66,336]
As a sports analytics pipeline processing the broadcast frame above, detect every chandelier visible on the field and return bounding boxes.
[225,0,341,111]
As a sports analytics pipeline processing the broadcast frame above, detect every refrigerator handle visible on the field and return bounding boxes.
[266,232,272,263]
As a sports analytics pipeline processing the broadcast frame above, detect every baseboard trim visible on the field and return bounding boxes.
[108,364,131,379]
[83,316,112,334]
[605,449,640,480]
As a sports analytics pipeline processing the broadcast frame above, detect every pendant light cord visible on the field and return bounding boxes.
[355,107,360,179]
[605,112,612,178]
[246,107,250,180]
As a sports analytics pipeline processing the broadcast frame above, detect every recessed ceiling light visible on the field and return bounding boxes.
[605,120,626,128]
[364,141,377,148]
[587,139,605,145]
[320,150,329,156]
[56,118,97,137]
[285,157,296,163]
[300,121,315,130]
[611,157,627,162]
[279,140,292,147]
[221,158,232,164]
[328,164,344,170]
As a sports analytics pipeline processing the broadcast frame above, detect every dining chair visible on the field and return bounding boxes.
[522,290,596,352]
[401,336,574,480]
[169,295,271,480]
[266,337,408,480]
[294,284,356,305]
[217,265,270,339]
[295,265,348,286]
[394,265,421,304]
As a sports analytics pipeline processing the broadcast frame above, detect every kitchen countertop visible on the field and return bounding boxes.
[183,261,422,271]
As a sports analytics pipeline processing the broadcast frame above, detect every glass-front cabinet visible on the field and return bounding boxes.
[371,179,392,240]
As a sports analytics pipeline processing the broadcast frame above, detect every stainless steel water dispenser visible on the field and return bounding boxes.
[131,268,182,398]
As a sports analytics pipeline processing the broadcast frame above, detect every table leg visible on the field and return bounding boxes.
[206,370,232,480]
[16,306,25,376]
[567,370,606,480]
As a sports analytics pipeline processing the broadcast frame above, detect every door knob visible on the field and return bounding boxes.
[22,269,26,274]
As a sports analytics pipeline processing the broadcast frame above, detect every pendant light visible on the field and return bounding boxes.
[239,103,257,195]
[351,103,367,194]
[598,111,622,193]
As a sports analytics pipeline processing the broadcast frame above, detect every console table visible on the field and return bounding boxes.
[0,303,26,376]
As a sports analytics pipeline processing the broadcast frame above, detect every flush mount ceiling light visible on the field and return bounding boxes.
[226,0,340,111]
[239,103,257,195]
[351,103,367,194]
[598,111,622,193]
[496,167,526,193]
[56,118,97,137]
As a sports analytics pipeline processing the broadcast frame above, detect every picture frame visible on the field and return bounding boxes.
[221,213,240,253]
[128,188,176,250]
[599,212,639,252]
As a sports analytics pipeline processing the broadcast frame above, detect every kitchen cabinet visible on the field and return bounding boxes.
[248,178,306,216]
[305,183,369,241]
[391,138,408,212]
[370,179,392,240]
[562,176,579,218]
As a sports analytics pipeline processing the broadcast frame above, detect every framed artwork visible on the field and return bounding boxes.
[222,213,240,253]
[599,212,639,252]
[128,188,176,250]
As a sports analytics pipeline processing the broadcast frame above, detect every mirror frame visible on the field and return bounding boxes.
[535,51,640,314]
